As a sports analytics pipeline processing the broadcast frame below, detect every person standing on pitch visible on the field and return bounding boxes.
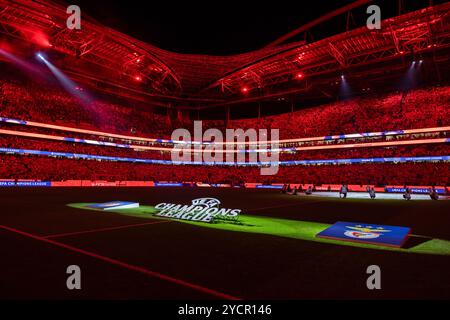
[403,185,412,200]
[429,187,439,201]
[369,187,376,199]
[339,184,348,199]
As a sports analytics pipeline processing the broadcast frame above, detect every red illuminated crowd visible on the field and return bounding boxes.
[0,155,448,186]
[1,74,449,186]
[228,87,450,139]
[1,76,449,139]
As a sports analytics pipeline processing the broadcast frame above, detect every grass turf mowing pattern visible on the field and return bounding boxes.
[69,203,450,256]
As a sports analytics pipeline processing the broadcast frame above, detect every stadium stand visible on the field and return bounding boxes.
[1,73,449,186]
[1,155,448,186]
[1,73,450,140]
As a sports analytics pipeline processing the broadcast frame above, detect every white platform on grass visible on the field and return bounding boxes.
[88,201,140,210]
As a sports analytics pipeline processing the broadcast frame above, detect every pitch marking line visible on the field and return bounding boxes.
[43,220,172,239]
[0,224,240,300]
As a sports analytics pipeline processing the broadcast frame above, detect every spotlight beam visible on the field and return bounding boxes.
[0,49,44,76]
[36,52,92,105]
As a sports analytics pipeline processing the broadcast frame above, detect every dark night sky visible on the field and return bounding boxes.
[70,0,444,55]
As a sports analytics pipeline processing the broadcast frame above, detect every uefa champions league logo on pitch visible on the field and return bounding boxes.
[344,225,391,239]
[154,198,241,223]
[191,198,221,209]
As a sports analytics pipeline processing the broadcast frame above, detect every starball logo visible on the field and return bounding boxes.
[171,121,280,175]
[154,197,241,223]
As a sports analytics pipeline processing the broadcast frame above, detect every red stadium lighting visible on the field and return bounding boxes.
[241,87,249,93]
[134,76,142,81]
[296,73,304,79]
[30,31,52,48]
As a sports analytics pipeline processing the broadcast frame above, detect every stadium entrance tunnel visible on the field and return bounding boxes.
[68,203,450,256]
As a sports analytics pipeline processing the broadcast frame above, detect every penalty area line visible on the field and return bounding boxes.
[42,220,172,239]
[0,224,240,300]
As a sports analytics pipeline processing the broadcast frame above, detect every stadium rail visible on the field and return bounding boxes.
[1,116,450,146]
[0,147,449,167]
[0,128,449,154]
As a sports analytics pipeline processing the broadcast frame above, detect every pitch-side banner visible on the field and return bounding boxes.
[0,181,51,187]
[316,221,411,248]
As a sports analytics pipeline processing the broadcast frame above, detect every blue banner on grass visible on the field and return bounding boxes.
[316,221,411,248]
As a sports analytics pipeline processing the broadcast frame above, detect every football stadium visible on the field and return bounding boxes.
[0,0,450,306]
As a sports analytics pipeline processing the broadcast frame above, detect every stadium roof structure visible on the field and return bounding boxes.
[0,0,450,110]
